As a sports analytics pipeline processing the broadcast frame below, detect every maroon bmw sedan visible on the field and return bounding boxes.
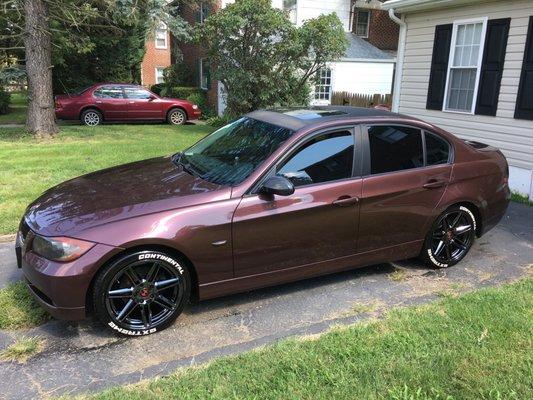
[17,107,510,335]
[55,83,201,126]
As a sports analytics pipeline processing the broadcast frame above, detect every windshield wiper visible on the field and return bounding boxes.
[172,152,201,178]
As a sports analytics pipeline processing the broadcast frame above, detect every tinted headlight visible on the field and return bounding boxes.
[32,235,95,262]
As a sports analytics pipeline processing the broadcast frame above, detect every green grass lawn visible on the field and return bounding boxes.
[83,279,532,400]
[0,123,213,235]
[0,92,27,125]
[0,281,50,329]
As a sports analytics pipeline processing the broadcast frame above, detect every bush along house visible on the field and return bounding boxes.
[175,0,399,114]
[383,0,533,199]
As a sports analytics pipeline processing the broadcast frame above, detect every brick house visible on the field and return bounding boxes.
[148,0,399,114]
[140,22,172,87]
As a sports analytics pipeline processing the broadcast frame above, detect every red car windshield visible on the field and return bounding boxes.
[179,117,294,186]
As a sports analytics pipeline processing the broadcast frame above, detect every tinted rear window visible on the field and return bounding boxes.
[425,132,450,165]
[368,125,424,174]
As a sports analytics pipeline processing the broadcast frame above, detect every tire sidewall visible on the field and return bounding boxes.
[81,109,102,126]
[93,250,190,336]
[423,205,476,269]
[168,109,186,125]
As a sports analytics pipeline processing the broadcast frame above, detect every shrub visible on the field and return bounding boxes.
[164,86,201,99]
[0,87,11,115]
[206,114,232,128]
[150,83,165,96]
[185,91,216,118]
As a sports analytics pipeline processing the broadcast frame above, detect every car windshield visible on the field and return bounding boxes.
[178,117,294,186]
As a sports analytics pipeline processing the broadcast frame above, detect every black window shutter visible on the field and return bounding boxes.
[515,16,533,120]
[475,18,510,116]
[427,24,453,110]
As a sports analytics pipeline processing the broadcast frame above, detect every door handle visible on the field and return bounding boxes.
[423,180,447,189]
[128,101,135,104]
[332,196,359,206]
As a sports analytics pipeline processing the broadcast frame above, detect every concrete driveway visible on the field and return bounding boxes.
[0,202,531,399]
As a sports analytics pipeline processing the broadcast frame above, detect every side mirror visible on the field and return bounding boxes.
[259,176,295,197]
[149,94,157,101]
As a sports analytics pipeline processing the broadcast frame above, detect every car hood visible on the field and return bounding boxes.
[24,156,230,237]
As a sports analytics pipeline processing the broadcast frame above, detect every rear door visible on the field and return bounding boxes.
[93,85,128,120]
[358,125,452,255]
[232,126,363,278]
[124,87,163,120]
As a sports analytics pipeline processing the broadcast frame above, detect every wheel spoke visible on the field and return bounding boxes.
[124,267,141,285]
[154,294,176,310]
[141,305,152,328]
[455,225,472,235]
[450,212,461,228]
[155,277,180,290]
[116,299,137,321]
[434,240,445,256]
[445,244,452,260]
[433,230,445,239]
[146,263,160,283]
[108,287,133,299]
[451,238,467,251]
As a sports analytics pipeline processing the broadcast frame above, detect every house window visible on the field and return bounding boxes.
[199,58,210,90]
[198,3,209,24]
[355,10,370,38]
[155,23,168,49]
[444,19,487,113]
[283,0,297,24]
[155,67,165,84]
[314,68,332,101]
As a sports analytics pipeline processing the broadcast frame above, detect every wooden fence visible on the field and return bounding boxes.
[331,92,392,109]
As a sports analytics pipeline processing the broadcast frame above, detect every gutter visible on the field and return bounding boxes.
[388,8,406,113]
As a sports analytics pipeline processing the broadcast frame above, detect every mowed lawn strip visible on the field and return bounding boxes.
[83,279,533,400]
[0,124,213,235]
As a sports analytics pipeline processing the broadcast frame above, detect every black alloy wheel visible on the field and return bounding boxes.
[94,250,190,335]
[422,205,476,268]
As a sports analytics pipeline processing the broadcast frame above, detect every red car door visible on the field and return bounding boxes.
[358,125,452,258]
[92,85,129,120]
[123,86,163,120]
[232,127,362,278]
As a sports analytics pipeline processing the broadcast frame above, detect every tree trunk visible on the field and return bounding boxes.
[23,0,58,138]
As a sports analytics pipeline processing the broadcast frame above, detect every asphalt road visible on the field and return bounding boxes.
[0,202,531,399]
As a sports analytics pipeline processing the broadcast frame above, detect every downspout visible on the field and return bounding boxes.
[388,8,406,113]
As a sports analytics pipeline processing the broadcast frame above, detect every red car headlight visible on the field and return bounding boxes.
[32,235,95,262]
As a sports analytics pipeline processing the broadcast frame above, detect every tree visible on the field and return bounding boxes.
[197,0,348,117]
[0,0,199,138]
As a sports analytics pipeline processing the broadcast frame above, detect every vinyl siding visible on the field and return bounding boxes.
[398,0,533,171]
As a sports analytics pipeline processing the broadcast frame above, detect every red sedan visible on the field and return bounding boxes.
[54,83,202,126]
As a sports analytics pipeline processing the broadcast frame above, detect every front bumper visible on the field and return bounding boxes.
[18,241,119,321]
[190,110,202,120]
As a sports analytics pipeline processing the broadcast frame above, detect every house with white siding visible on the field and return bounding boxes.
[382,0,533,199]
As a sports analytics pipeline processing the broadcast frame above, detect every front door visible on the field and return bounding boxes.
[233,128,362,278]
[124,87,163,120]
[358,125,452,254]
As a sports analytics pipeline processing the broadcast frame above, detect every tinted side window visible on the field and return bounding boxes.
[124,87,152,99]
[277,131,354,187]
[368,125,423,174]
[425,132,450,165]
[93,86,124,99]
